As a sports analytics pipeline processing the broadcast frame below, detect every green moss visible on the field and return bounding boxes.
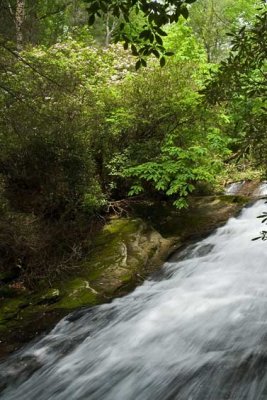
[77,218,142,278]
[20,218,144,312]
[34,288,60,305]
[103,218,140,235]
[1,198,251,357]
[218,195,250,205]
[132,196,250,239]
[120,272,133,282]
[0,297,28,323]
[54,278,98,310]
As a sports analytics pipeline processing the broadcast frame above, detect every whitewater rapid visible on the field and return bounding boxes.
[1,200,267,399]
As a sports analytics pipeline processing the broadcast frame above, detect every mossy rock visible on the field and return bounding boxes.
[0,217,162,345]
[218,195,250,205]
[54,279,98,309]
[0,195,250,360]
[0,297,29,324]
[132,195,249,239]
[51,217,167,302]
[35,289,60,305]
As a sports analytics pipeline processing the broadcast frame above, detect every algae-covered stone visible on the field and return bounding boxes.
[132,195,249,239]
[0,195,250,360]
[76,217,169,297]
[0,298,28,323]
[55,278,98,309]
[36,289,60,305]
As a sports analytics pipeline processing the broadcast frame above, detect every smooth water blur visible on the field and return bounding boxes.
[1,201,267,399]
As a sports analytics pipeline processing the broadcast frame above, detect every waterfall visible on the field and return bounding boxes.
[253,181,267,197]
[1,201,267,400]
[225,181,245,195]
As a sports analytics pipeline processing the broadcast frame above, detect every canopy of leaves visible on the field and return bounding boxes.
[188,0,262,62]
[85,0,197,67]
[204,5,267,167]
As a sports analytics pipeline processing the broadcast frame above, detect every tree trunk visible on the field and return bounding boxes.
[15,0,25,50]
[104,13,118,48]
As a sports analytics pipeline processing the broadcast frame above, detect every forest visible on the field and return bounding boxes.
[1,1,267,396]
[0,0,266,286]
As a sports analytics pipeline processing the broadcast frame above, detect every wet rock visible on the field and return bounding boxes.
[54,279,98,309]
[0,194,249,360]
[36,289,60,305]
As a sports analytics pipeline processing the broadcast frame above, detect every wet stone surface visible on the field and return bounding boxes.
[0,195,249,359]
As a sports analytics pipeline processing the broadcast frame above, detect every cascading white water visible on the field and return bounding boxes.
[2,201,267,400]
[225,181,245,195]
[253,182,267,197]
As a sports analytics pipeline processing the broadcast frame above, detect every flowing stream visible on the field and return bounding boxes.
[2,200,267,399]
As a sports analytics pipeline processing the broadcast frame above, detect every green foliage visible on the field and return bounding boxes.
[0,38,117,218]
[123,131,230,207]
[1,3,261,284]
[83,185,107,213]
[1,21,231,217]
[189,0,261,62]
[0,0,89,47]
[124,146,218,208]
[85,0,197,67]
[99,26,232,207]
[204,5,267,169]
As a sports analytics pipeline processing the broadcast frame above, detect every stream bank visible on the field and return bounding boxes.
[0,195,249,359]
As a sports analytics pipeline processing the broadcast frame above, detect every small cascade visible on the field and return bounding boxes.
[253,181,267,197]
[225,181,267,197]
[1,200,267,399]
[225,181,245,195]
